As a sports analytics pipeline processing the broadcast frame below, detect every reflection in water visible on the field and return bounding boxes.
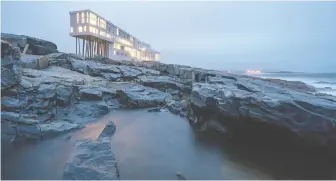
[2,109,333,180]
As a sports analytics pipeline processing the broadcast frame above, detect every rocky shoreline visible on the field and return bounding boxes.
[2,36,336,179]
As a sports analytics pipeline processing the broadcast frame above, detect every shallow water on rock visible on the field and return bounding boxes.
[1,109,335,179]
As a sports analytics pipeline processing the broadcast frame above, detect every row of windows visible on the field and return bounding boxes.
[75,12,142,44]
[73,25,112,40]
[116,37,133,47]
[112,46,159,61]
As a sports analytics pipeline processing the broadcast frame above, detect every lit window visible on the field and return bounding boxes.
[116,28,119,35]
[76,13,79,23]
[113,50,116,55]
[70,27,73,33]
[87,12,89,23]
[81,13,84,23]
[99,19,106,29]
[84,26,87,32]
[114,43,121,49]
[89,12,97,26]
[155,53,160,60]
[78,26,83,33]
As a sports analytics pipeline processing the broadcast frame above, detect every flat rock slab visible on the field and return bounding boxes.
[62,139,119,180]
[39,121,82,137]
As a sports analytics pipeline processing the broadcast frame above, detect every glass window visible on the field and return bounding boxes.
[70,27,73,33]
[76,13,79,24]
[84,26,87,32]
[78,26,83,33]
[155,53,160,60]
[99,19,106,29]
[90,13,97,26]
[81,13,85,23]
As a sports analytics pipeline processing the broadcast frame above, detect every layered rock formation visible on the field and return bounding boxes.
[2,35,336,180]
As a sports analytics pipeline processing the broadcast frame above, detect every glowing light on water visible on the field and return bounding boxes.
[246,70,261,74]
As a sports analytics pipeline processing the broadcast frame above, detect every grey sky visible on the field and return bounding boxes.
[2,1,336,72]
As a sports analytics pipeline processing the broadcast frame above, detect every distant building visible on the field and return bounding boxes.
[69,9,160,61]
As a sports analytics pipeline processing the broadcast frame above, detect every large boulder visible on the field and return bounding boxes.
[1,33,58,55]
[189,76,336,148]
[117,83,172,108]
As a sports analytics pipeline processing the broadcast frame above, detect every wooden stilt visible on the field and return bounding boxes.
[76,37,77,55]
[82,38,85,56]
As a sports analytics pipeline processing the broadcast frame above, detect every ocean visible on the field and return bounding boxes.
[251,72,336,96]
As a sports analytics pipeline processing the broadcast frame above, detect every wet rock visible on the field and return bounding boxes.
[190,76,336,148]
[62,140,119,180]
[176,173,187,180]
[98,121,116,141]
[1,97,21,112]
[16,124,41,140]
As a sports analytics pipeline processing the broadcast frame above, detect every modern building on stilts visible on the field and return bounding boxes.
[69,9,160,61]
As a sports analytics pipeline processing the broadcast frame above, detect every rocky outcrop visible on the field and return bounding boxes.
[1,33,58,55]
[189,75,336,149]
[63,121,119,180]
[2,33,336,159]
[1,66,117,142]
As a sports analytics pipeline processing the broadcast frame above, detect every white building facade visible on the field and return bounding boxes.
[69,9,160,61]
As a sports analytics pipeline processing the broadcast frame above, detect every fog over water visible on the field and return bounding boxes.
[2,1,336,72]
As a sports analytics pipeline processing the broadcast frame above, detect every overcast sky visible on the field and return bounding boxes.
[2,1,336,72]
